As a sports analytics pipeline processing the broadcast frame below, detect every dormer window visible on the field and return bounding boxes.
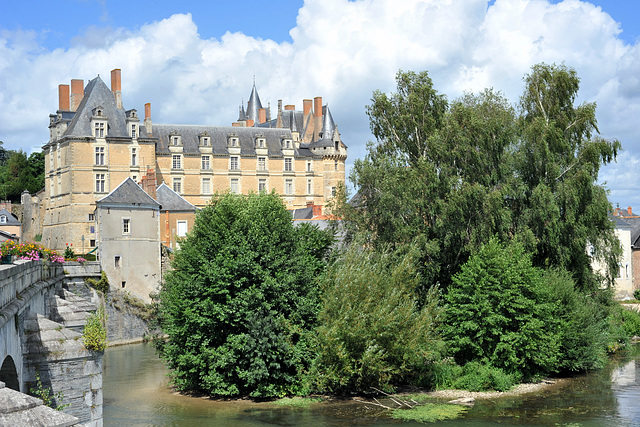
[228,137,239,148]
[335,141,339,151]
[255,138,266,149]
[93,107,104,117]
[130,124,137,139]
[0,215,6,224]
[201,136,210,146]
[170,133,181,146]
[94,122,105,138]
[282,139,293,149]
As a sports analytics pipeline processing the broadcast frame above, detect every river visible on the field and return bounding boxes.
[103,343,640,426]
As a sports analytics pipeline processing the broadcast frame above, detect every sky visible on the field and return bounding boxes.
[1,0,640,209]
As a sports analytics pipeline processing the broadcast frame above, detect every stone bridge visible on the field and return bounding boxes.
[0,259,103,426]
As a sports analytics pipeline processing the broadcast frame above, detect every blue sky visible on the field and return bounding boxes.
[2,0,640,209]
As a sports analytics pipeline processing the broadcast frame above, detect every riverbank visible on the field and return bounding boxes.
[420,378,570,400]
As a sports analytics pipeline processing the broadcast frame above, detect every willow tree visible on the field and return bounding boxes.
[345,64,620,291]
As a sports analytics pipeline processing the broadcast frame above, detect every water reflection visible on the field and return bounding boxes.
[104,343,640,426]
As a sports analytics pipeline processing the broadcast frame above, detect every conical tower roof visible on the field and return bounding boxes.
[246,83,263,124]
[320,105,336,139]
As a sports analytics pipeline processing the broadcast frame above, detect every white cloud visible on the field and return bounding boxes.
[1,0,640,205]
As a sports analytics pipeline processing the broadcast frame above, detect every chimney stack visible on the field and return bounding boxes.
[140,168,157,200]
[303,99,312,116]
[628,206,633,216]
[70,79,84,112]
[246,119,254,127]
[258,108,267,124]
[285,104,295,111]
[144,102,152,135]
[58,84,70,111]
[314,96,323,141]
[111,69,122,109]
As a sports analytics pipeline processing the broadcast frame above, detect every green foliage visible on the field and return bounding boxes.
[390,403,468,423]
[634,289,640,301]
[309,247,441,393]
[424,358,462,390]
[0,150,45,202]
[63,245,75,259]
[158,192,333,398]
[83,306,108,351]
[29,372,69,410]
[343,64,620,293]
[443,238,559,380]
[271,397,323,407]
[452,362,514,392]
[610,305,640,338]
[85,271,110,294]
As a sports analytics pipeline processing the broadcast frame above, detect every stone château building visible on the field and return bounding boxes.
[41,69,347,251]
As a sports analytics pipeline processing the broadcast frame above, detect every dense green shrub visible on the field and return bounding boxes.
[309,247,441,393]
[442,237,559,380]
[158,193,333,397]
[610,305,640,339]
[85,271,110,294]
[452,362,515,392]
[83,306,107,351]
[634,289,640,301]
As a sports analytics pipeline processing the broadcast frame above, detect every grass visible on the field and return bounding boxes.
[390,403,468,423]
[271,397,323,408]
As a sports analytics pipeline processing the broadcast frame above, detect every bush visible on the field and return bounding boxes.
[309,246,441,393]
[634,289,640,301]
[85,271,109,294]
[452,362,515,392]
[83,306,107,351]
[442,237,559,380]
[158,193,333,397]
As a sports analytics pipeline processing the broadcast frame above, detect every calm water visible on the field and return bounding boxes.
[103,343,640,426]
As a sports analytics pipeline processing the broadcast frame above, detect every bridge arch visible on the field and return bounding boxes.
[0,355,19,391]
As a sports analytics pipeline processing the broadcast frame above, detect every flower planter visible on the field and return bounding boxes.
[1,254,13,264]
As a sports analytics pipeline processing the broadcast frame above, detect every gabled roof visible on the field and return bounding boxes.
[156,183,197,212]
[0,209,20,226]
[96,177,160,207]
[63,76,149,139]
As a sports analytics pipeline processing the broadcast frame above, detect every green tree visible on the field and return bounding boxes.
[0,149,45,201]
[310,246,441,393]
[442,238,559,380]
[157,192,333,397]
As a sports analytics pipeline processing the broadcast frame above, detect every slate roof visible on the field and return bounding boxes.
[63,76,148,140]
[246,83,264,124]
[96,177,160,207]
[0,209,20,226]
[153,124,317,158]
[291,206,313,220]
[156,183,198,212]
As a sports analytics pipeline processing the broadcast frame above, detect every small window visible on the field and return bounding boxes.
[230,156,239,171]
[177,220,188,237]
[335,141,339,151]
[307,179,312,195]
[121,281,126,288]
[90,239,96,247]
[94,122,105,138]
[171,136,180,146]
[230,178,239,194]
[95,174,105,193]
[201,136,210,146]
[0,215,6,224]
[334,160,338,171]
[285,179,293,195]
[88,213,95,221]
[201,155,210,170]
[131,148,137,166]
[122,218,131,235]
[229,138,239,147]
[307,161,312,172]
[202,178,211,195]
[331,186,336,197]
[131,124,137,139]
[95,146,105,165]
[115,256,121,268]
[173,178,182,194]
[284,158,293,172]
[172,155,181,169]
[258,179,266,193]
[257,157,266,171]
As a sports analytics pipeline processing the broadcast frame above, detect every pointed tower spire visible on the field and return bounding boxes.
[320,105,336,140]
[246,82,263,125]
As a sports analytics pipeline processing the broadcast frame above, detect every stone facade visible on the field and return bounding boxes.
[41,68,347,252]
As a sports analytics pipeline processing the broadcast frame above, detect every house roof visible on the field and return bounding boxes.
[0,209,20,226]
[63,76,149,140]
[155,183,197,212]
[96,177,160,207]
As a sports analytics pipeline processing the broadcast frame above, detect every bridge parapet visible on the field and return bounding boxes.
[0,260,64,318]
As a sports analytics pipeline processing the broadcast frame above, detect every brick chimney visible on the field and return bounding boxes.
[111,68,122,109]
[303,99,312,116]
[70,79,84,112]
[58,84,70,111]
[246,119,254,127]
[258,108,267,124]
[140,168,157,200]
[312,204,322,218]
[313,96,323,141]
[285,104,295,111]
[144,102,152,136]
[628,206,633,216]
